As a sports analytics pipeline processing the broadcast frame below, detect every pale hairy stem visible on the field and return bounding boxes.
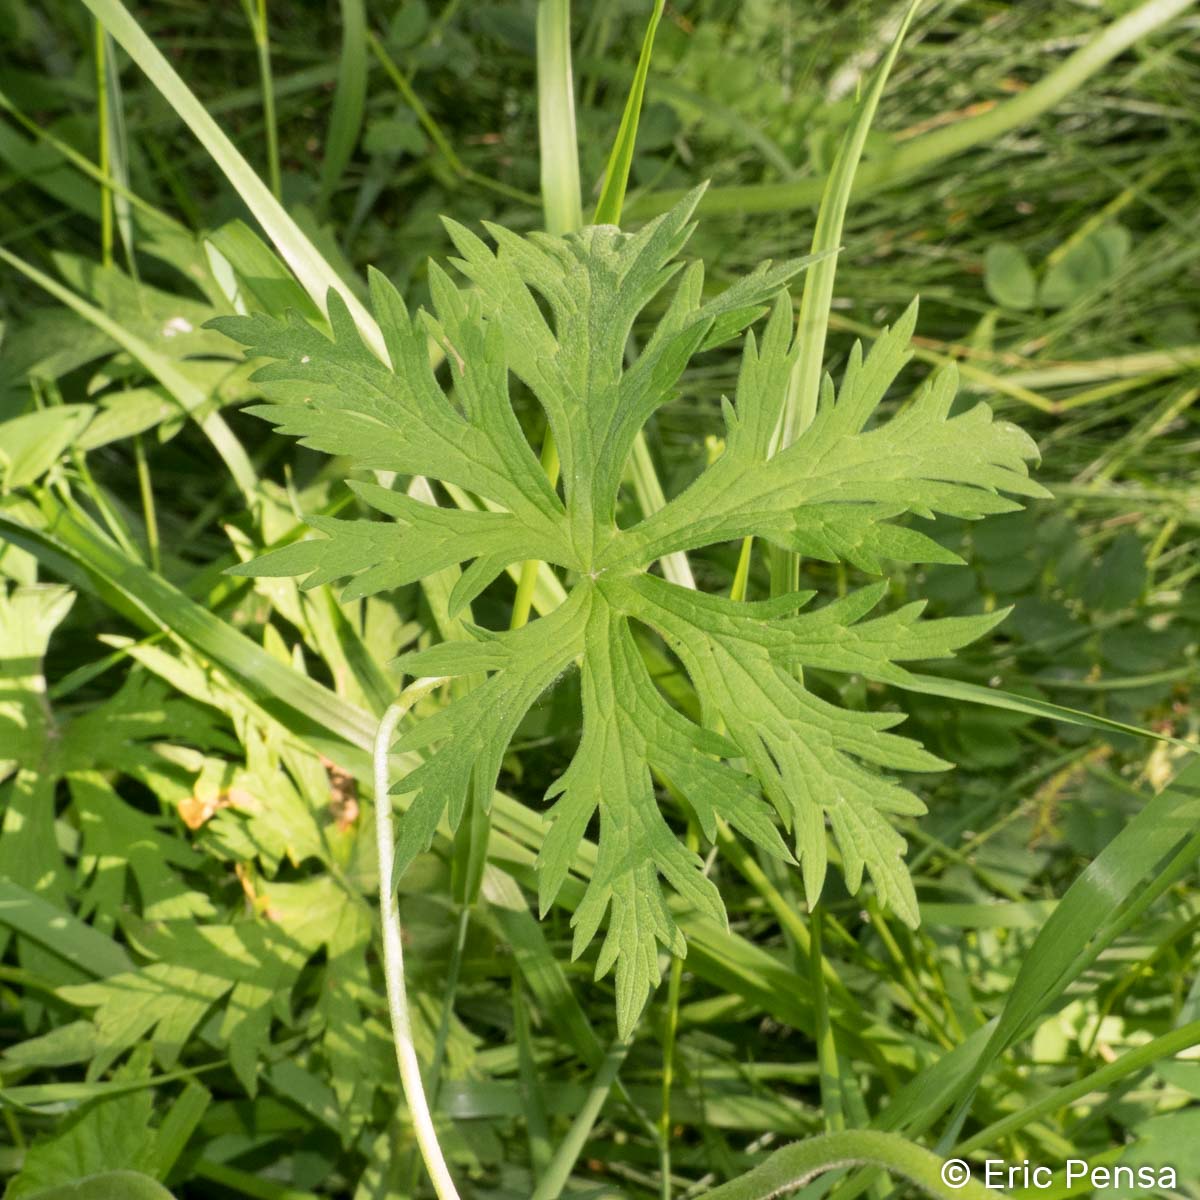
[374,677,459,1200]
[376,682,637,1200]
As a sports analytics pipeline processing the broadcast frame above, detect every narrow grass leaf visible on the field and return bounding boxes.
[79,0,386,359]
[317,0,367,211]
[530,1037,632,1200]
[859,758,1200,1147]
[897,671,1191,749]
[0,880,132,978]
[629,0,1198,220]
[0,247,257,502]
[781,0,920,450]
[592,0,665,226]
[958,1020,1200,1154]
[536,0,582,234]
[944,757,1200,1125]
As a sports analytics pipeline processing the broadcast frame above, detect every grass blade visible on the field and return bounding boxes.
[0,501,375,753]
[511,0,583,629]
[536,0,582,235]
[783,0,920,446]
[587,0,696,589]
[317,0,367,212]
[239,0,282,200]
[0,246,258,503]
[941,755,1200,1135]
[769,0,919,596]
[530,1036,632,1200]
[102,37,136,274]
[957,1019,1200,1154]
[897,671,1193,750]
[839,758,1200,1159]
[630,0,1198,220]
[80,0,386,360]
[512,977,553,1177]
[0,880,131,978]
[592,0,665,225]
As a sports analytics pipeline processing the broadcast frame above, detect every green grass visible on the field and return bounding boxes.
[1,2,1199,1199]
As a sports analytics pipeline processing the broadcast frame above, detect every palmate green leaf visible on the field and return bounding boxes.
[212,189,1045,1033]
[71,773,214,926]
[19,1173,175,1200]
[257,876,381,1130]
[59,919,307,1093]
[3,1050,159,1200]
[0,584,230,943]
[0,586,76,938]
[0,583,74,773]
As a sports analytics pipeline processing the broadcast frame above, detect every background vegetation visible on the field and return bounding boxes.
[0,1,1198,1197]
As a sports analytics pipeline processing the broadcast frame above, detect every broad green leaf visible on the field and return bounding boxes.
[0,580,230,947]
[1,1021,99,1071]
[1094,221,1132,272]
[51,254,229,358]
[1039,239,1106,308]
[0,408,94,489]
[71,773,214,925]
[1038,224,1130,310]
[1119,1108,1200,1177]
[59,920,308,1087]
[0,583,74,771]
[20,1173,174,1200]
[1081,529,1145,611]
[213,194,1044,1033]
[387,1,428,46]
[983,242,1036,310]
[75,389,177,451]
[3,1052,159,1199]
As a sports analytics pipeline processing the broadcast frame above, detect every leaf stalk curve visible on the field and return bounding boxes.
[374,676,459,1200]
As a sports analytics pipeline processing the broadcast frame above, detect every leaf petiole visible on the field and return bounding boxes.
[374,676,460,1200]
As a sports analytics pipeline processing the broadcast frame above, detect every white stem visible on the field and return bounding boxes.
[373,677,460,1200]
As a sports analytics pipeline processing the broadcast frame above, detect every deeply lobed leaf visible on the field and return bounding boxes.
[212,191,1045,1033]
